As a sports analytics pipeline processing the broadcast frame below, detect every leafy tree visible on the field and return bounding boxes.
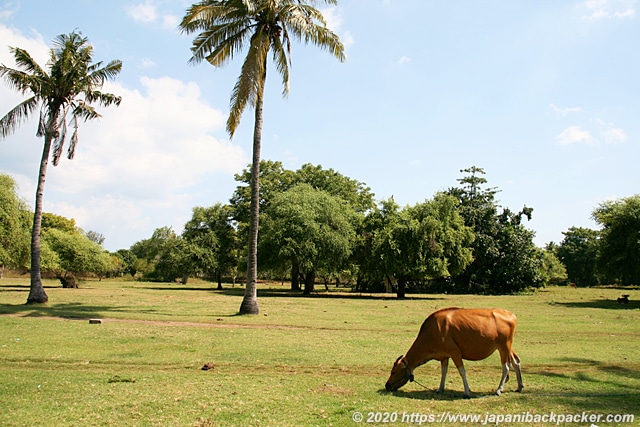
[42,228,115,287]
[260,184,356,295]
[42,212,78,234]
[130,227,190,282]
[365,194,474,298]
[230,160,296,225]
[556,227,600,287]
[0,31,122,303]
[85,230,106,246]
[0,173,31,274]
[183,204,240,289]
[592,195,640,285]
[115,249,138,277]
[447,167,544,294]
[180,0,345,315]
[540,243,568,286]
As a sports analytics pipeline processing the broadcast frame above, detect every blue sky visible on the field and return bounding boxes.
[1,0,638,252]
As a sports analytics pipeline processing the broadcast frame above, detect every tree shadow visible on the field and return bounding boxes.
[554,298,640,310]
[0,301,126,320]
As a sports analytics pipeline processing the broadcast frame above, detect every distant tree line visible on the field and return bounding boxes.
[2,166,638,295]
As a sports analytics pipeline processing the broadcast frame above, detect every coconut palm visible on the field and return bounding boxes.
[180,0,345,314]
[0,31,122,304]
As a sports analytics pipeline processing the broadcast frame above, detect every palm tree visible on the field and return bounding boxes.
[180,0,345,314]
[0,31,122,304]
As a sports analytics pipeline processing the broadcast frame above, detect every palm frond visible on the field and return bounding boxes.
[270,33,290,97]
[0,96,39,139]
[9,47,48,78]
[227,30,270,136]
[67,114,79,161]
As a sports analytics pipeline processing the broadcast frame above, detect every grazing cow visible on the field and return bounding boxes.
[385,307,523,397]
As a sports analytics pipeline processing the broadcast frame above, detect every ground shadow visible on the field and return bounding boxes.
[0,301,127,320]
[377,388,499,401]
[554,298,640,310]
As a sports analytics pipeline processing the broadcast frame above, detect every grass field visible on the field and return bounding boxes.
[0,278,638,426]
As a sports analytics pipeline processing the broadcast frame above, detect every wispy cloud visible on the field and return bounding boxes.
[125,1,178,30]
[555,119,627,145]
[396,56,412,66]
[580,0,637,20]
[549,103,584,117]
[556,125,593,145]
[0,1,19,20]
[595,119,628,144]
[126,1,157,23]
[321,6,354,48]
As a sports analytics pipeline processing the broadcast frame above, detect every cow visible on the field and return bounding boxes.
[385,307,523,398]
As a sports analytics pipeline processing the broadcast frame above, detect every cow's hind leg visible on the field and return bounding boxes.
[495,348,511,396]
[510,352,523,392]
[437,358,449,393]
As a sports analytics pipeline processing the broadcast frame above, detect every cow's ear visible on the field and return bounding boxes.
[395,355,403,363]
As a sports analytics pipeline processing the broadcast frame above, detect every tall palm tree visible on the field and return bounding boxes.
[0,31,122,304]
[180,0,345,314]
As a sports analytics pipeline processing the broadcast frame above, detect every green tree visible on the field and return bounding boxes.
[130,227,191,282]
[183,204,240,289]
[43,228,115,287]
[180,0,345,314]
[260,183,356,295]
[42,212,78,234]
[0,31,122,303]
[115,249,138,277]
[447,167,543,294]
[540,243,568,286]
[0,173,31,274]
[556,227,600,287]
[592,195,640,285]
[367,194,474,298]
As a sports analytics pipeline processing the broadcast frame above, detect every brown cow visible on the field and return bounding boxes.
[385,307,523,397]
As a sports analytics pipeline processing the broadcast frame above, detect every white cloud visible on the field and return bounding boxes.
[581,0,637,20]
[556,125,593,145]
[0,1,19,20]
[126,1,158,24]
[321,6,354,48]
[0,24,48,65]
[594,119,628,144]
[138,57,157,68]
[125,1,178,31]
[397,56,412,66]
[549,103,584,117]
[48,76,247,197]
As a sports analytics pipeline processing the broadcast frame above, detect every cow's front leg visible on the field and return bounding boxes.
[437,359,449,393]
[451,355,471,398]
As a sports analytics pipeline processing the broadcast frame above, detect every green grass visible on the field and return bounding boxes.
[1,278,639,426]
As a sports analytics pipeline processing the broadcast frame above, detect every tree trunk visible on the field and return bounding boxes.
[27,127,54,304]
[291,263,300,291]
[303,270,316,296]
[217,271,223,290]
[397,277,406,300]
[239,70,266,315]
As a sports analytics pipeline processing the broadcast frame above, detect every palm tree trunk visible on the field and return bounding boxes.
[238,73,265,315]
[27,130,53,304]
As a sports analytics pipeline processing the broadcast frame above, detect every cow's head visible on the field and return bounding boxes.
[385,355,413,391]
